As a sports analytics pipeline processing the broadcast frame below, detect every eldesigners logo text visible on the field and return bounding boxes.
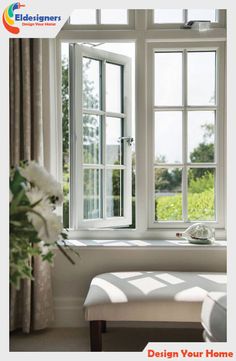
[2,2,62,34]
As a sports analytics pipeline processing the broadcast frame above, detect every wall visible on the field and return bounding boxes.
[52,245,226,327]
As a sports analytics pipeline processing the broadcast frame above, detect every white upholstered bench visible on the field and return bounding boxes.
[84,271,226,351]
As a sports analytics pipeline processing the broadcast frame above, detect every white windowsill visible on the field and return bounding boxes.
[63,239,226,250]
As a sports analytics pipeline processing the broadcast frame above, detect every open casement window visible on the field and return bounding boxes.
[69,45,132,229]
[147,42,225,229]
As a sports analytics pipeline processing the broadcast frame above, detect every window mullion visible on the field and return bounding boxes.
[182,49,188,223]
[83,164,104,169]
[97,10,101,25]
[102,59,106,219]
[186,106,217,111]
[105,111,126,118]
[83,109,105,116]
[154,106,184,111]
[183,9,188,24]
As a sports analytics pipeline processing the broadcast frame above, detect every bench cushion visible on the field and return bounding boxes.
[201,292,227,341]
[84,271,226,322]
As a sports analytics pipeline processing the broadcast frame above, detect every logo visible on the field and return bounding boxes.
[2,3,62,34]
[3,2,25,34]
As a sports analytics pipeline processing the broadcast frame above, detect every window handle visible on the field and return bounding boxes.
[118,136,134,146]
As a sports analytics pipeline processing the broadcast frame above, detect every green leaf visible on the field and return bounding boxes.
[10,168,26,195]
[42,251,54,263]
[10,188,27,212]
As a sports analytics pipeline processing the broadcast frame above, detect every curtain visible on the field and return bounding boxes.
[9,38,54,333]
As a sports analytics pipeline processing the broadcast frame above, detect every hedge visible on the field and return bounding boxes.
[156,189,214,221]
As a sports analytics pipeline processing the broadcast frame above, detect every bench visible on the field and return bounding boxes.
[84,271,226,351]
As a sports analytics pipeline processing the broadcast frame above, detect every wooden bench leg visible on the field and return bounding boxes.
[90,321,102,351]
[101,320,106,333]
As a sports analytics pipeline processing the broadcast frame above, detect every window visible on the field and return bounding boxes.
[147,43,225,228]
[154,9,184,24]
[70,9,97,25]
[187,10,216,22]
[69,45,132,228]
[149,9,225,29]
[68,9,130,26]
[154,9,217,24]
[58,10,226,238]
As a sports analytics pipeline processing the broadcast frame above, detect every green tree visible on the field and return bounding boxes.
[189,120,214,180]
[62,57,69,228]
[190,143,214,163]
[155,168,181,192]
[189,143,214,179]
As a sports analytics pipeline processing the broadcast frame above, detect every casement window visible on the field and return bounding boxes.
[147,42,225,229]
[69,45,132,228]
[58,9,226,238]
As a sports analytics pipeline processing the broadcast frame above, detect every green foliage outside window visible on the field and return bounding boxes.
[156,172,215,221]
[62,56,70,228]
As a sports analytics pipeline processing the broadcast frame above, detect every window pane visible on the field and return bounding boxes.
[83,57,101,109]
[187,9,216,22]
[101,9,128,24]
[84,169,101,219]
[106,63,122,113]
[188,168,215,221]
[106,117,123,165]
[155,112,182,163]
[155,168,182,221]
[155,52,182,106]
[83,114,101,164]
[154,9,184,23]
[70,9,96,24]
[188,51,216,106]
[106,169,124,217]
[188,111,215,163]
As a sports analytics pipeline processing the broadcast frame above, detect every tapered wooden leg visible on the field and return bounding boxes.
[101,320,106,333]
[90,321,102,351]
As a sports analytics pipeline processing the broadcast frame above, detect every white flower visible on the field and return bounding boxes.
[27,206,63,244]
[45,213,64,243]
[26,187,50,207]
[20,161,63,204]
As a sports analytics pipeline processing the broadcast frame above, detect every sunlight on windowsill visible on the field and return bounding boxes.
[62,239,226,249]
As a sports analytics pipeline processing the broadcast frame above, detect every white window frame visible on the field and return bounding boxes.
[147,9,226,29]
[147,41,225,229]
[63,9,135,30]
[54,9,226,239]
[69,44,132,229]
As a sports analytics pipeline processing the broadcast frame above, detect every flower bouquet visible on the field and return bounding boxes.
[10,161,77,288]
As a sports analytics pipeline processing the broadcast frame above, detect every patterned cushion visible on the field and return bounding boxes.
[84,271,226,322]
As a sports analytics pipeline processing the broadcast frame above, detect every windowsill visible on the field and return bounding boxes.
[63,239,226,250]
[67,227,226,242]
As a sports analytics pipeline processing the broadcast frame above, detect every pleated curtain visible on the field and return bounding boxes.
[9,38,54,333]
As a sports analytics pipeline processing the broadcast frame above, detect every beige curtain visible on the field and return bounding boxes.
[10,38,54,333]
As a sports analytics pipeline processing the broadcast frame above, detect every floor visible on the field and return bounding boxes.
[10,327,204,352]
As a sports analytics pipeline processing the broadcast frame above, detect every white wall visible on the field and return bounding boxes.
[52,246,226,327]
